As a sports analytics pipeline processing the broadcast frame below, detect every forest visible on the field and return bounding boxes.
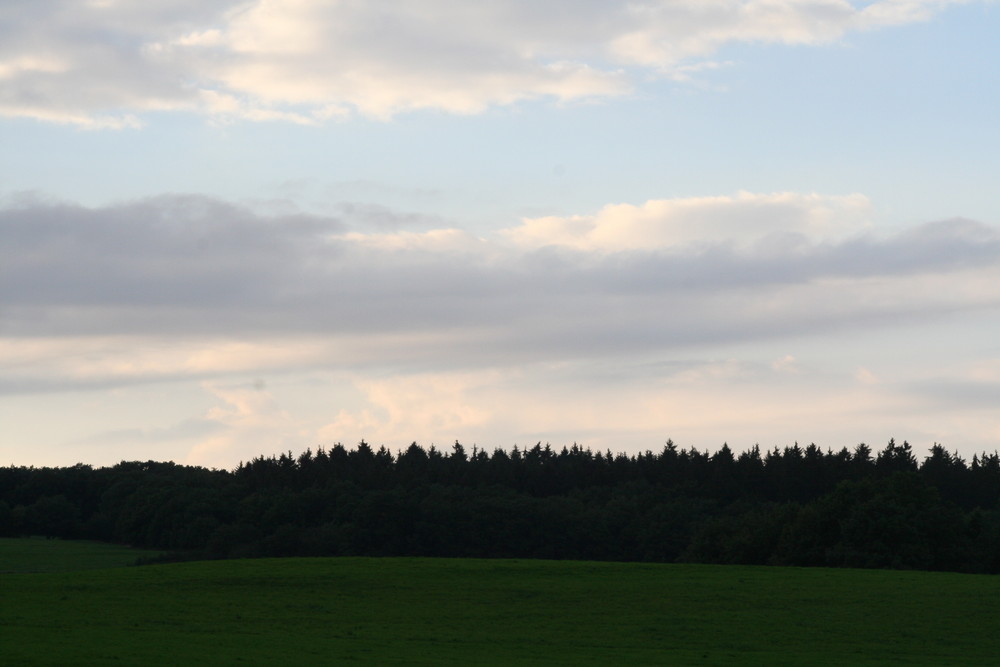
[3,439,1000,573]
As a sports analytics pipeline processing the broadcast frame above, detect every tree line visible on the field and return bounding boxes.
[2,439,1000,573]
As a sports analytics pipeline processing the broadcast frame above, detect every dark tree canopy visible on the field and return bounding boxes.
[2,440,999,573]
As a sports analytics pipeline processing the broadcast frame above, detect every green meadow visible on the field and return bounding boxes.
[2,539,998,666]
[0,537,165,573]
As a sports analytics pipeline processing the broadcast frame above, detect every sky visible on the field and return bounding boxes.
[2,0,1000,469]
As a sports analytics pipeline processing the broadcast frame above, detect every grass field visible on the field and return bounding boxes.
[2,542,999,665]
[0,537,165,573]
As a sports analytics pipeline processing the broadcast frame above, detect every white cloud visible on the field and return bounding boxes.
[317,370,502,447]
[772,354,802,374]
[0,336,341,395]
[856,367,879,384]
[0,0,980,125]
[857,0,976,27]
[303,354,953,457]
[186,380,303,468]
[502,191,873,251]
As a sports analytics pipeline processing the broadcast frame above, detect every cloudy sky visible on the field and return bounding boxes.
[3,0,1000,469]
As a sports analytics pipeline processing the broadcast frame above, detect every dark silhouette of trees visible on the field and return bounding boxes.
[2,439,1000,573]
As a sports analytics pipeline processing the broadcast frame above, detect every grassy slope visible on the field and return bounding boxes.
[2,554,999,666]
[0,537,165,573]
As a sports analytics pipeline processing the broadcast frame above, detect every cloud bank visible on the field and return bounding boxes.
[3,190,999,394]
[0,0,979,125]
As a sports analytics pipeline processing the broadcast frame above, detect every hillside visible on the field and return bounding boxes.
[3,552,999,666]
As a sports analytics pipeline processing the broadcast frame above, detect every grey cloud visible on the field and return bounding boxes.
[0,373,176,397]
[903,377,1000,411]
[0,1,239,121]
[70,418,224,447]
[2,195,999,369]
[514,218,1000,294]
[335,202,448,231]
[0,194,344,309]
